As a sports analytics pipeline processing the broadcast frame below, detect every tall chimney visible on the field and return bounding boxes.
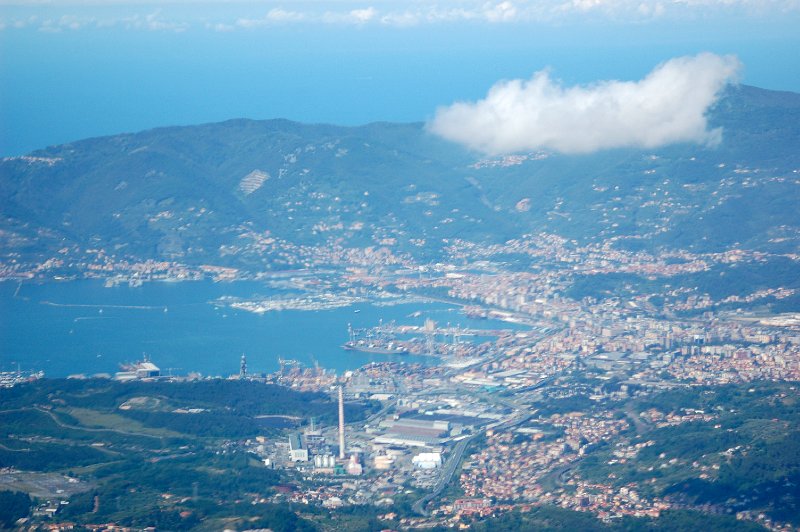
[338,385,346,459]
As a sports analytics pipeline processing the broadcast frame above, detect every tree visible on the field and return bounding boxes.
[0,490,32,528]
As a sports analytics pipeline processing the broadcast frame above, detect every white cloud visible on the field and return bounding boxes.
[322,6,378,24]
[1,1,798,31]
[483,1,518,21]
[637,2,665,17]
[349,6,377,23]
[380,10,421,27]
[428,53,741,155]
[234,8,307,29]
[565,0,606,12]
[266,7,306,22]
[235,6,374,27]
[207,21,234,31]
[140,10,188,31]
[234,16,262,28]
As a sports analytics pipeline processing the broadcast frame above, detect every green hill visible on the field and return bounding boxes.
[2,85,798,267]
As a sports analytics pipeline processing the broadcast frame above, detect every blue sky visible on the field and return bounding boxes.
[1,1,799,155]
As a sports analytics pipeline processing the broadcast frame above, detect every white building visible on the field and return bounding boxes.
[373,454,395,470]
[412,451,443,469]
[288,434,308,462]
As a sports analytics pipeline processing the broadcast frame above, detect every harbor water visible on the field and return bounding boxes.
[0,279,519,378]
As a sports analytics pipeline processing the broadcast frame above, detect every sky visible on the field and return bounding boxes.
[1,1,799,156]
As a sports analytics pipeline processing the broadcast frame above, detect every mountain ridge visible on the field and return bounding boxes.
[1,84,799,269]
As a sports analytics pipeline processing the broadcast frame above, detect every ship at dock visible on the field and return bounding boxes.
[342,341,409,355]
[342,323,409,355]
[115,355,162,381]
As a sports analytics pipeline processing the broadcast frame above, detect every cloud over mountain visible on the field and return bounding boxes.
[428,53,741,155]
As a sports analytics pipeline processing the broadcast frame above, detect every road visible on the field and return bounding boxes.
[411,433,476,516]
[408,325,566,515]
[411,389,538,516]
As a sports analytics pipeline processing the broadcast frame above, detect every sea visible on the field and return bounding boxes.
[4,23,799,157]
[0,279,516,378]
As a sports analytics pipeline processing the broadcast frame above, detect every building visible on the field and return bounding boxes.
[412,451,443,469]
[288,433,308,462]
[313,454,336,469]
[304,417,325,450]
[453,498,491,514]
[346,454,363,475]
[373,434,441,448]
[374,417,450,448]
[379,418,450,438]
[114,359,161,381]
[135,361,160,378]
[373,454,395,470]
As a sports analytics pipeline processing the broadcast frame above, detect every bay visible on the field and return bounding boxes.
[0,279,509,378]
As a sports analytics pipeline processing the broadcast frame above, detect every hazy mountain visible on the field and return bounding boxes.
[2,84,799,267]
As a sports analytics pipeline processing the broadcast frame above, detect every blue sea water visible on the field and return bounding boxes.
[0,279,510,378]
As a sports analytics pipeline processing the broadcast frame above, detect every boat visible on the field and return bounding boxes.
[342,341,409,355]
[343,322,409,355]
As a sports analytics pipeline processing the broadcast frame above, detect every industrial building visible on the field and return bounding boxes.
[374,417,451,448]
[379,417,450,438]
[288,433,308,462]
[373,434,442,448]
[373,454,395,470]
[345,454,363,475]
[412,451,443,469]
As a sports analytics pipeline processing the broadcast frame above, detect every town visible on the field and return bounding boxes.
[2,226,798,531]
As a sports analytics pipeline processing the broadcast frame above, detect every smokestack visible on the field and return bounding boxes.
[338,385,346,460]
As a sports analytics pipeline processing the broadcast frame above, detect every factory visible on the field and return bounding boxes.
[373,417,451,448]
[313,454,337,471]
[379,418,451,438]
[288,433,308,462]
[412,451,443,469]
[282,384,355,473]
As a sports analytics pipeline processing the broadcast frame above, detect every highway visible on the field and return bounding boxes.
[411,386,539,516]
[411,433,476,516]
[408,325,566,515]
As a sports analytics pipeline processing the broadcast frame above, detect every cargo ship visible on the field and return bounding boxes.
[343,323,409,355]
[342,340,409,355]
